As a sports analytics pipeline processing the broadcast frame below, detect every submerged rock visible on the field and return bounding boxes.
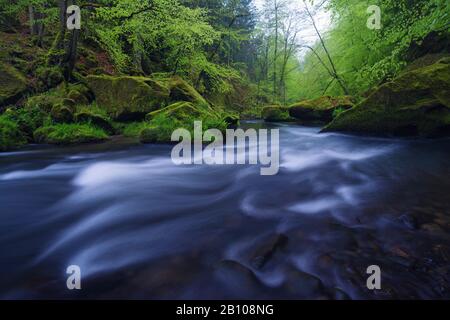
[289,96,354,123]
[324,57,450,137]
[0,63,27,107]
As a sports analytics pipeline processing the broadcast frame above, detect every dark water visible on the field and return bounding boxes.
[1,122,450,300]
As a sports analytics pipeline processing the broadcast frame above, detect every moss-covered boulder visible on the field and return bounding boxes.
[0,115,27,151]
[289,96,354,123]
[74,108,114,134]
[33,123,108,145]
[25,94,61,113]
[0,63,27,106]
[262,105,294,122]
[86,75,170,121]
[144,100,222,123]
[324,57,450,137]
[51,103,74,123]
[35,66,64,89]
[168,76,209,108]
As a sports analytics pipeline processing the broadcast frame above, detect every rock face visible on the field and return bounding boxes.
[324,57,450,137]
[262,105,294,122]
[86,75,170,120]
[289,96,354,123]
[0,63,27,107]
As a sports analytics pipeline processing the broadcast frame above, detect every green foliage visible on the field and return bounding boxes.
[297,0,450,99]
[0,115,27,151]
[332,107,346,119]
[33,123,109,145]
[3,105,48,139]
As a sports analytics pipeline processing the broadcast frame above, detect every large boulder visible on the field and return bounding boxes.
[289,96,354,123]
[86,75,170,121]
[262,105,294,122]
[324,57,450,137]
[0,63,27,107]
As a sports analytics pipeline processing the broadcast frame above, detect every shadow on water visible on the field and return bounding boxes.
[0,122,450,299]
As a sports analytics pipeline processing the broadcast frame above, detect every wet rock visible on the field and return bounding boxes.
[331,287,351,300]
[281,266,325,299]
[399,214,419,230]
[215,260,265,298]
[249,234,289,269]
[421,223,444,233]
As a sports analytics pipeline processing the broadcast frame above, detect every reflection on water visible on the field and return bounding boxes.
[0,122,449,299]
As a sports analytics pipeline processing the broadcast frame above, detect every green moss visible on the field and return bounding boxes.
[324,58,450,137]
[74,105,114,134]
[139,127,160,144]
[3,106,48,140]
[25,93,62,113]
[33,123,108,145]
[289,96,355,122]
[168,76,209,109]
[121,122,150,137]
[0,115,27,151]
[51,103,74,123]
[86,75,170,120]
[35,66,64,89]
[262,105,294,122]
[0,63,27,105]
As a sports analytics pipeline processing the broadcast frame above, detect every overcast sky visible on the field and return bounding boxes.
[253,0,332,59]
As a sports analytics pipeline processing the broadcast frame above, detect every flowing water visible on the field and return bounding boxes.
[1,122,450,299]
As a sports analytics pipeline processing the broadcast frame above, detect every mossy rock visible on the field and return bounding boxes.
[324,57,450,137]
[33,123,108,145]
[139,127,160,144]
[168,76,209,108]
[67,89,90,105]
[0,115,27,151]
[223,115,240,126]
[0,63,27,106]
[262,105,294,122]
[75,110,114,134]
[25,94,62,113]
[145,101,190,121]
[3,106,48,141]
[86,75,170,121]
[51,103,74,123]
[289,96,354,123]
[35,66,64,89]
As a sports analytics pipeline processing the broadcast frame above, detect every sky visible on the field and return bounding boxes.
[253,0,332,59]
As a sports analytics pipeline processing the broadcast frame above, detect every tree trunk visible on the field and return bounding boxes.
[273,0,279,99]
[303,0,349,95]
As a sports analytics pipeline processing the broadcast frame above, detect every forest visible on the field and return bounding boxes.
[0,0,449,149]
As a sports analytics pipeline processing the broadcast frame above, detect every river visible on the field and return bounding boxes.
[1,122,449,299]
